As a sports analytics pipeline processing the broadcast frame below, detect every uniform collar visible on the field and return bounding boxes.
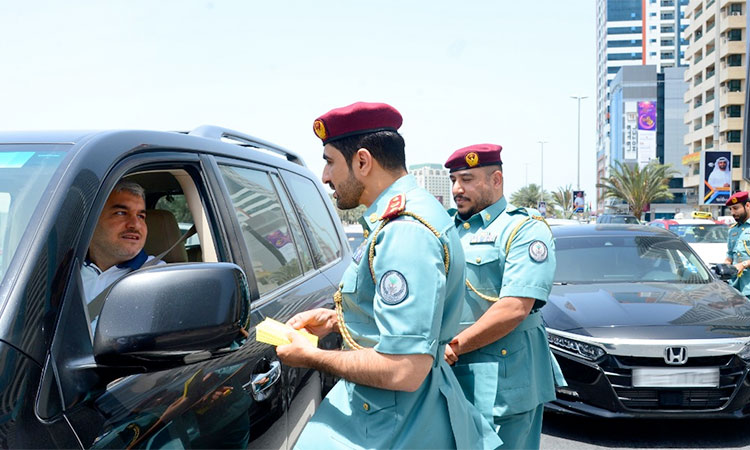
[360,174,418,231]
[454,196,507,228]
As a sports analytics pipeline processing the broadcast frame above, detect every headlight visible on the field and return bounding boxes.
[548,333,606,361]
[739,342,750,361]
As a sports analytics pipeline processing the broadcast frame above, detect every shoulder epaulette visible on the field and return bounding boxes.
[381,193,406,220]
[506,204,529,215]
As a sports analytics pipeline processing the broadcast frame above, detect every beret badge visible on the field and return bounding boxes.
[465,152,479,167]
[313,120,328,141]
[733,197,738,204]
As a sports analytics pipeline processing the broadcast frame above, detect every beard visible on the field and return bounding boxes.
[735,208,749,224]
[455,189,495,220]
[334,170,365,210]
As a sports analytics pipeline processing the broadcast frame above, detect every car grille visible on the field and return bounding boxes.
[605,355,744,410]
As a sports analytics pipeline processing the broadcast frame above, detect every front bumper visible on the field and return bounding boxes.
[547,348,750,419]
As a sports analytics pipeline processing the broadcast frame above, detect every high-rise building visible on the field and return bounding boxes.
[607,65,690,219]
[408,163,452,209]
[681,0,747,211]
[596,0,690,212]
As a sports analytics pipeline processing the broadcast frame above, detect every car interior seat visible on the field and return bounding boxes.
[144,209,188,263]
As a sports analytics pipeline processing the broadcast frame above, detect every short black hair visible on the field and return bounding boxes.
[330,131,406,172]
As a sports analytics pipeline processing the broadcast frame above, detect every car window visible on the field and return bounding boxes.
[270,173,315,273]
[0,145,69,282]
[218,165,304,296]
[282,171,342,268]
[669,224,728,243]
[554,235,710,284]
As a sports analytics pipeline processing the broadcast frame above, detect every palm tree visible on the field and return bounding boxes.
[596,161,676,220]
[552,185,575,219]
[509,184,557,216]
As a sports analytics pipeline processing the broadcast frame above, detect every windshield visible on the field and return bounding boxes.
[554,234,711,284]
[668,224,728,243]
[0,146,69,282]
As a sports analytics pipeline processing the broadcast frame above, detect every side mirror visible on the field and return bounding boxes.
[94,262,250,368]
[713,263,738,281]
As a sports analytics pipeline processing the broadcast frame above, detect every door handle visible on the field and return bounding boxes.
[244,360,281,401]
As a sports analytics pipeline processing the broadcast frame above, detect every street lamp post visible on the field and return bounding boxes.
[571,95,588,191]
[537,140,548,203]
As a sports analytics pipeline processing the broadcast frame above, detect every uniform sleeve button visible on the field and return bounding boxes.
[501,349,507,356]
[363,402,370,411]
[476,257,482,264]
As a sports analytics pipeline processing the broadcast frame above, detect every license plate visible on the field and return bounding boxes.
[632,367,719,388]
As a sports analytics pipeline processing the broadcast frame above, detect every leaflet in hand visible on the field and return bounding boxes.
[256,318,318,347]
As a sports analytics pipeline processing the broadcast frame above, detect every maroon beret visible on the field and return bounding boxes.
[726,191,749,206]
[313,102,403,145]
[444,143,503,172]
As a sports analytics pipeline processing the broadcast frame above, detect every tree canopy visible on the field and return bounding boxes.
[596,161,676,220]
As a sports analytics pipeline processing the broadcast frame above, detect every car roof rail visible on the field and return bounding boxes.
[188,125,305,166]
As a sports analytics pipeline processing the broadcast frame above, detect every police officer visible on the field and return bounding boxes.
[724,191,750,297]
[275,103,501,450]
[443,144,559,450]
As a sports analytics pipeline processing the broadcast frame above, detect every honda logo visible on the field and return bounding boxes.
[664,346,688,365]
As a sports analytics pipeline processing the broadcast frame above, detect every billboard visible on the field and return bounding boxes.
[573,190,585,213]
[624,103,638,160]
[702,150,732,205]
[637,101,657,166]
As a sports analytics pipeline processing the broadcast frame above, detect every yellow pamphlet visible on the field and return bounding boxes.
[256,318,318,347]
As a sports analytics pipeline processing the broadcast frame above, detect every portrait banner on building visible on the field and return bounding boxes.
[573,190,585,213]
[702,150,732,205]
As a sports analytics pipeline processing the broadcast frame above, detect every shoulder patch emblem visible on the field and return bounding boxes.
[378,270,409,305]
[529,240,548,262]
[381,194,406,220]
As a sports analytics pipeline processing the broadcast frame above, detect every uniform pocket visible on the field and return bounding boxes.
[350,385,397,441]
[465,248,503,298]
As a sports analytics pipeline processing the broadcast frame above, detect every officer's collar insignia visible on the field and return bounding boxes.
[381,194,406,220]
[465,152,479,167]
[470,232,497,244]
[352,240,367,264]
[378,270,408,305]
[529,240,548,262]
[313,119,328,140]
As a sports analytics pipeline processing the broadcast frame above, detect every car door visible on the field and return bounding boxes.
[209,158,346,445]
[39,151,291,449]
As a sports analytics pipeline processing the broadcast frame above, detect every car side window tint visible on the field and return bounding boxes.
[270,173,315,273]
[282,171,342,268]
[218,165,303,295]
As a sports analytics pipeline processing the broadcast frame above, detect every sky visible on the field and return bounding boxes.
[0,0,596,204]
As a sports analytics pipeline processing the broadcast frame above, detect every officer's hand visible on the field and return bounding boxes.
[444,338,459,365]
[734,262,746,274]
[276,331,317,368]
[287,308,338,338]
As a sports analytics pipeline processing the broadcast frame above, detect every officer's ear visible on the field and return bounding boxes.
[489,168,503,189]
[352,148,374,176]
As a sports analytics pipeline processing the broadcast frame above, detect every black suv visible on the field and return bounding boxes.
[0,127,348,448]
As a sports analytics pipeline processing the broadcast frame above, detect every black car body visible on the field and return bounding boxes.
[543,225,750,418]
[0,127,348,448]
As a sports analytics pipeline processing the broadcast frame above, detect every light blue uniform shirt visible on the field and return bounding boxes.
[451,197,558,420]
[727,221,750,296]
[295,175,501,450]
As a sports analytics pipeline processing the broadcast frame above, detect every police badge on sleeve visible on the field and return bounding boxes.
[378,270,408,305]
[529,240,548,262]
